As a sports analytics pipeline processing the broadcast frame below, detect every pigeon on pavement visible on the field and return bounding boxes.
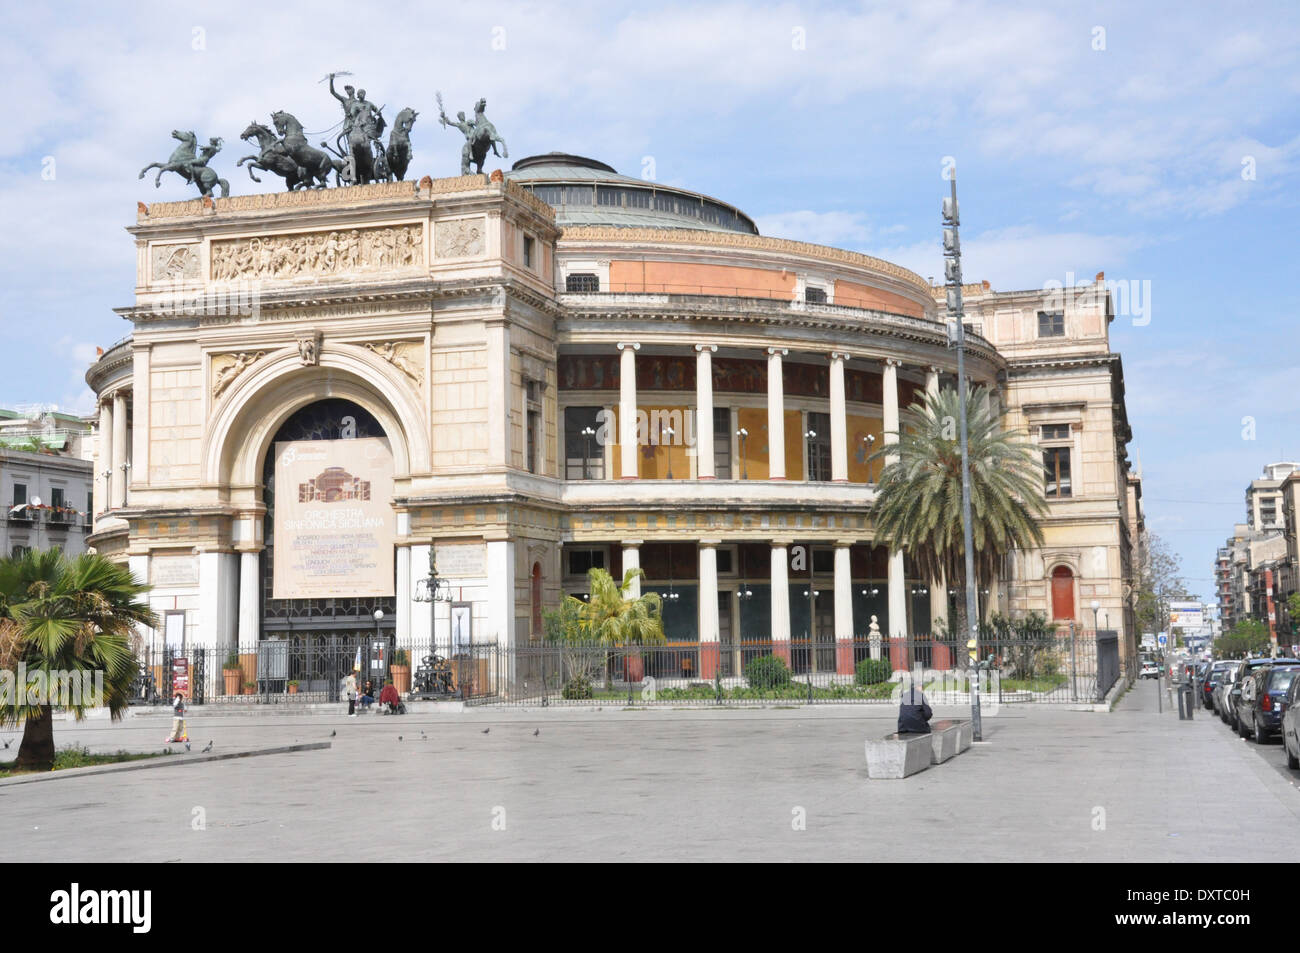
[481,728,490,734]
[202,741,213,753]
[330,730,337,737]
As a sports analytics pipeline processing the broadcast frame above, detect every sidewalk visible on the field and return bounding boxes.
[2,678,1296,861]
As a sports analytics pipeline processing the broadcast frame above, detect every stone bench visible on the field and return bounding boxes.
[865,732,933,779]
[928,719,973,764]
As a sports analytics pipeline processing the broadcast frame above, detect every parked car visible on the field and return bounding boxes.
[1215,660,1244,722]
[1140,660,1160,679]
[1222,658,1298,730]
[1236,663,1300,743]
[1282,675,1300,770]
[1201,660,1235,710]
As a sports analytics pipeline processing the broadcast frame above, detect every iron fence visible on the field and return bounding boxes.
[129,628,1125,709]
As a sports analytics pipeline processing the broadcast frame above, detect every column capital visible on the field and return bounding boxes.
[616,341,640,351]
[694,344,717,354]
[834,538,858,549]
[622,539,644,548]
[928,364,941,374]
[699,538,722,547]
[883,357,904,369]
[771,537,794,547]
[830,350,852,362]
[766,347,788,357]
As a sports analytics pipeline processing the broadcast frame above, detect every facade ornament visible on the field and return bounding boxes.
[238,114,338,191]
[868,615,882,660]
[210,224,423,280]
[297,331,323,366]
[437,93,508,175]
[139,130,230,198]
[211,351,265,398]
[364,341,423,384]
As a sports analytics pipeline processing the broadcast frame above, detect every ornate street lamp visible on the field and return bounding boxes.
[581,426,596,479]
[736,427,749,479]
[414,545,453,652]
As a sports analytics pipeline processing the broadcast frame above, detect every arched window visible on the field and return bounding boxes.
[1050,566,1075,621]
[531,562,543,640]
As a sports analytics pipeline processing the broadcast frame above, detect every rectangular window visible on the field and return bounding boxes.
[716,549,734,575]
[11,545,30,558]
[564,406,606,480]
[804,286,827,304]
[567,548,606,576]
[1044,447,1072,498]
[563,186,593,206]
[596,186,623,207]
[1040,423,1071,441]
[807,412,832,482]
[1037,311,1065,337]
[522,235,535,269]
[51,487,65,509]
[12,482,26,507]
[527,409,541,474]
[712,406,732,480]
[565,273,600,293]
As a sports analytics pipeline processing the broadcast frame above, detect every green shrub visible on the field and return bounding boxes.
[561,675,593,699]
[392,648,410,666]
[745,654,791,689]
[223,652,240,671]
[855,657,892,686]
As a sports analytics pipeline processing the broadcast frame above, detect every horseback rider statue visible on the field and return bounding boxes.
[140,129,231,198]
[438,94,508,175]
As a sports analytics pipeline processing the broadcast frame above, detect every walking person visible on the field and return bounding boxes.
[344,670,358,717]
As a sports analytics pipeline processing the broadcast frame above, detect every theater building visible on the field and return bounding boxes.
[86,154,1141,682]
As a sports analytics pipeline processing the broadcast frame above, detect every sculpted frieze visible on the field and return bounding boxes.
[211,223,424,281]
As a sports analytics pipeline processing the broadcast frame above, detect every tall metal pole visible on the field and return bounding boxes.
[943,172,983,741]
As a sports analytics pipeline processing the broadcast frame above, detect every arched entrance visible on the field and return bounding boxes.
[258,398,397,692]
[1050,565,1075,622]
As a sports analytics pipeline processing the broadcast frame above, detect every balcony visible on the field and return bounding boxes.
[6,507,38,525]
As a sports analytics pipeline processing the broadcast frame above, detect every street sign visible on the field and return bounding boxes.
[1157,633,1168,647]
[171,657,190,697]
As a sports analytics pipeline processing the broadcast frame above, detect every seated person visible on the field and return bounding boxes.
[896,678,933,734]
[379,681,402,714]
[359,679,375,710]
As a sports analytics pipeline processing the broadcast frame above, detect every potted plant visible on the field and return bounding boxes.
[287,680,300,695]
[390,649,411,696]
[222,652,242,696]
[243,680,256,696]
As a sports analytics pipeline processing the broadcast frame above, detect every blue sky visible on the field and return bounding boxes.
[2,0,1297,592]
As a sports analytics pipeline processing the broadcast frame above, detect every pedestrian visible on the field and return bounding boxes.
[896,676,933,734]
[379,680,402,714]
[166,692,190,749]
[344,670,358,717]
[360,678,375,712]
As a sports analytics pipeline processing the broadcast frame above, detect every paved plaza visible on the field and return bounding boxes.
[2,679,1297,862]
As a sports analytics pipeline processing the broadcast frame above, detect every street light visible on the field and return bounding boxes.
[736,427,749,479]
[805,429,818,481]
[1090,599,1101,632]
[942,162,983,740]
[581,426,596,479]
[663,425,675,479]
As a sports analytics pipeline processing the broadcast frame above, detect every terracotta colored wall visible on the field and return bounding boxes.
[735,406,770,480]
[833,278,924,318]
[609,260,797,299]
[847,413,884,483]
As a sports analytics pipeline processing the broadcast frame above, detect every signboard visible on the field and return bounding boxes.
[172,657,190,697]
[1157,633,1168,647]
[272,437,395,599]
[1168,602,1204,629]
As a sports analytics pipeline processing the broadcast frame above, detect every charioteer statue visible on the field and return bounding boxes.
[438,94,508,175]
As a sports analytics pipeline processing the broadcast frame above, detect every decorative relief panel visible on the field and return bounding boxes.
[363,341,424,385]
[434,218,485,258]
[211,350,266,398]
[211,224,423,281]
[152,244,201,281]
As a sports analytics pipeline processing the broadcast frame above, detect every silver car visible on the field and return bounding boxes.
[1214,660,1244,724]
[1282,674,1300,771]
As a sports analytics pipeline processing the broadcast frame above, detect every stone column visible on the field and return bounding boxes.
[834,540,855,675]
[396,512,411,647]
[111,390,128,510]
[617,342,639,479]
[485,538,516,649]
[770,539,792,662]
[698,539,721,678]
[830,351,849,482]
[883,359,907,639]
[622,539,643,598]
[237,550,260,654]
[695,344,716,479]
[97,398,113,515]
[767,347,788,479]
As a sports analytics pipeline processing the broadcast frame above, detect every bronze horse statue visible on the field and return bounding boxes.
[385,107,418,181]
[139,130,230,197]
[271,111,340,188]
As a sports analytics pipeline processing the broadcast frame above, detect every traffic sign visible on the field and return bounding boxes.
[1157,633,1168,647]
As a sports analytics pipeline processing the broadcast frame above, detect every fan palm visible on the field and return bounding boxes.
[0,549,157,771]
[870,385,1046,634]
[571,568,666,645]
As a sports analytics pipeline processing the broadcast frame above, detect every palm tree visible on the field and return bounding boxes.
[573,568,666,646]
[0,549,156,771]
[870,385,1046,635]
